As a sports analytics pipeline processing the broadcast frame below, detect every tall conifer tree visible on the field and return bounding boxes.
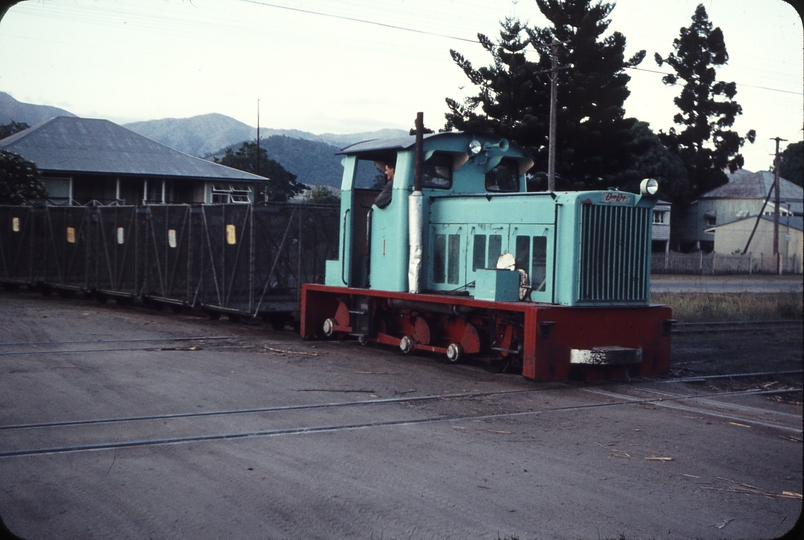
[527,0,645,189]
[445,18,545,157]
[654,4,755,201]
[446,0,646,190]
[780,141,803,187]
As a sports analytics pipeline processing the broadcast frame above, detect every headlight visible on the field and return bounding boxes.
[469,139,482,155]
[640,178,659,195]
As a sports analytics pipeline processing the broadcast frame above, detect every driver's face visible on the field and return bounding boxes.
[385,165,395,181]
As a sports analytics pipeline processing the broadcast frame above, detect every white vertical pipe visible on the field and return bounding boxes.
[408,191,423,293]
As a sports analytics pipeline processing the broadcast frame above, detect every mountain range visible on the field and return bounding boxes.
[0,91,76,125]
[0,91,407,189]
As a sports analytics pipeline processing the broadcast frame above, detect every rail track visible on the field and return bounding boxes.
[672,319,803,333]
[1,365,799,459]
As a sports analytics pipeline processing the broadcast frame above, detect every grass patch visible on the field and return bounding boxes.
[651,292,803,323]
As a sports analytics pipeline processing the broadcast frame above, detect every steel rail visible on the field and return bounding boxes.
[0,344,248,357]
[2,382,800,459]
[672,320,802,334]
[583,387,802,434]
[4,366,799,432]
[0,336,236,349]
[675,320,802,326]
[632,386,802,420]
[0,388,545,432]
[656,369,803,383]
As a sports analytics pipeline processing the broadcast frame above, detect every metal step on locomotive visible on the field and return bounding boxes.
[300,121,673,381]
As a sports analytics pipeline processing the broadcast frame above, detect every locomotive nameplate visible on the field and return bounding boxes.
[599,192,633,205]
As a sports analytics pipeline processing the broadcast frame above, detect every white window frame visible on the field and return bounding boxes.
[210,183,253,204]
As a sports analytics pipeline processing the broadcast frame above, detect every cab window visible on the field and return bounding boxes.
[354,157,390,189]
[422,154,452,189]
[485,160,519,192]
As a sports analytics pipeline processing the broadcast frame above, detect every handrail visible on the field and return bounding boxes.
[340,209,349,286]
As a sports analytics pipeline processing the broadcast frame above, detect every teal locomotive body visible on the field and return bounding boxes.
[302,131,672,380]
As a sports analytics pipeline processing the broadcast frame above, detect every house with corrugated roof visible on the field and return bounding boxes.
[0,116,268,205]
[677,169,803,252]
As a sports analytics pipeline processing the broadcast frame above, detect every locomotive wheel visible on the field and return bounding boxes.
[399,336,415,354]
[445,343,464,363]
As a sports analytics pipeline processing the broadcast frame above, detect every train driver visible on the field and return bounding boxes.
[373,156,396,209]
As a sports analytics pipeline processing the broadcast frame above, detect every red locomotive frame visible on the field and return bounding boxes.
[301,284,672,381]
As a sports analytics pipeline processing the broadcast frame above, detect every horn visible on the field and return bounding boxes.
[483,139,510,152]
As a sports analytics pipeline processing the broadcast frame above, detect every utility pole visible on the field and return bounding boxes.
[536,39,569,192]
[256,99,261,177]
[547,40,559,193]
[771,137,786,274]
[533,39,569,192]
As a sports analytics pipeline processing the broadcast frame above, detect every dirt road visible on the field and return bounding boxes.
[0,291,801,539]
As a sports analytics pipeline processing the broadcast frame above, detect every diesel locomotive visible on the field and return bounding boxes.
[300,129,673,381]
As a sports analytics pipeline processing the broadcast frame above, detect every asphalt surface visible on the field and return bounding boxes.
[0,291,801,540]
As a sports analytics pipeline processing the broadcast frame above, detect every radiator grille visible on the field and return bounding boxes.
[579,204,651,303]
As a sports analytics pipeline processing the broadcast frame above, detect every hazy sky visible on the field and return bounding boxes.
[0,0,801,171]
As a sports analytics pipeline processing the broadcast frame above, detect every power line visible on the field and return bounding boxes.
[235,0,801,97]
[7,0,802,100]
[236,0,802,97]
[236,0,479,43]
[625,65,803,96]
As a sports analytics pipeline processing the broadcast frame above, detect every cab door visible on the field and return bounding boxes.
[511,226,554,303]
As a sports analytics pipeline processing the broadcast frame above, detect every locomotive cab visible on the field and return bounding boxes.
[324,132,534,294]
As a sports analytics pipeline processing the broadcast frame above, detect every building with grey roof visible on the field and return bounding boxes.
[677,169,803,252]
[0,116,268,205]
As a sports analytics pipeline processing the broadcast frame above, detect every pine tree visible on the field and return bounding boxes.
[608,121,688,199]
[654,4,755,201]
[445,17,546,158]
[445,0,646,191]
[527,0,645,189]
[780,141,803,187]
